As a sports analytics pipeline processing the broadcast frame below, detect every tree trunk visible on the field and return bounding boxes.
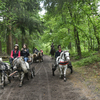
[21,35,24,47]
[16,38,18,44]
[74,26,81,58]
[0,40,2,53]
[88,21,93,51]
[21,27,25,47]
[93,25,100,51]
[7,28,12,55]
[68,28,72,49]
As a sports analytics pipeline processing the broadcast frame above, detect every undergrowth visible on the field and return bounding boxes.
[72,54,100,67]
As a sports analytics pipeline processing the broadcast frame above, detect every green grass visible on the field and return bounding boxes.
[70,51,98,60]
[72,54,100,67]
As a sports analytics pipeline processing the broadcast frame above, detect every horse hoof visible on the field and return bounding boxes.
[71,70,73,74]
[9,80,11,83]
[27,78,29,80]
[60,75,63,79]
[19,84,22,87]
[1,86,4,89]
[64,78,67,82]
[64,80,66,82]
[59,76,62,79]
[53,73,55,76]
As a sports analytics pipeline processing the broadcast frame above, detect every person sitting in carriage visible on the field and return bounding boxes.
[55,45,62,59]
[21,44,29,62]
[33,47,39,54]
[52,45,62,71]
[9,44,20,70]
[40,49,43,56]
[52,45,73,74]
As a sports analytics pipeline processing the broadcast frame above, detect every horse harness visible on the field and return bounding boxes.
[58,51,69,65]
[0,61,8,71]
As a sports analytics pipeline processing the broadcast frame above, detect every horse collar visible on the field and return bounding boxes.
[59,61,69,65]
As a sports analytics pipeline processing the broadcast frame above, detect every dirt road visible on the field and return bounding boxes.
[0,55,98,100]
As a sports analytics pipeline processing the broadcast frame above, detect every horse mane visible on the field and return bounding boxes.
[60,51,64,59]
[37,52,42,57]
[33,53,37,57]
[60,51,69,59]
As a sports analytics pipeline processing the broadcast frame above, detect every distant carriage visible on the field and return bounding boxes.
[32,52,43,63]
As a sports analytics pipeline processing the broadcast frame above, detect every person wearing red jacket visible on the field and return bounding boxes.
[40,49,43,56]
[9,44,20,69]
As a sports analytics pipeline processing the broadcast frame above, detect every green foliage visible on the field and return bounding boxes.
[73,54,100,67]
[39,0,100,58]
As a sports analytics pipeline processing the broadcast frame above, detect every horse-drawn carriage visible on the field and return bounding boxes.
[0,55,35,88]
[52,51,73,82]
[12,57,35,87]
[32,52,43,63]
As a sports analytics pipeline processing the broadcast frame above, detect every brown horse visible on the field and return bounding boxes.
[50,46,55,59]
[33,52,43,62]
[37,52,43,62]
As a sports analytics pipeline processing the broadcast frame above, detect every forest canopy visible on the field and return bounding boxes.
[0,0,100,58]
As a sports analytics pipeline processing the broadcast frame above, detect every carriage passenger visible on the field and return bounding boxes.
[55,45,62,59]
[33,47,39,54]
[9,44,20,69]
[21,44,29,62]
[40,49,43,56]
[52,45,62,71]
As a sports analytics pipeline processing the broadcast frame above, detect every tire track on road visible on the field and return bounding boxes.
[43,63,51,100]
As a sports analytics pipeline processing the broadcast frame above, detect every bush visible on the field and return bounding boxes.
[73,54,100,67]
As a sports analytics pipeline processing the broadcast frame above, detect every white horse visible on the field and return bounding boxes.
[0,58,11,89]
[0,58,2,61]
[56,51,70,82]
[13,57,34,87]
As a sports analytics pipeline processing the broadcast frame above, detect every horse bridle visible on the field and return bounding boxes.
[62,51,70,61]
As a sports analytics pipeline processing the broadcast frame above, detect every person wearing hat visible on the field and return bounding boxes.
[9,44,20,70]
[33,47,39,54]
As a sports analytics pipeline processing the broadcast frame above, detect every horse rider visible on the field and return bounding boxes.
[9,44,20,70]
[50,42,55,57]
[33,47,39,54]
[51,42,54,48]
[21,44,29,62]
[52,45,73,73]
